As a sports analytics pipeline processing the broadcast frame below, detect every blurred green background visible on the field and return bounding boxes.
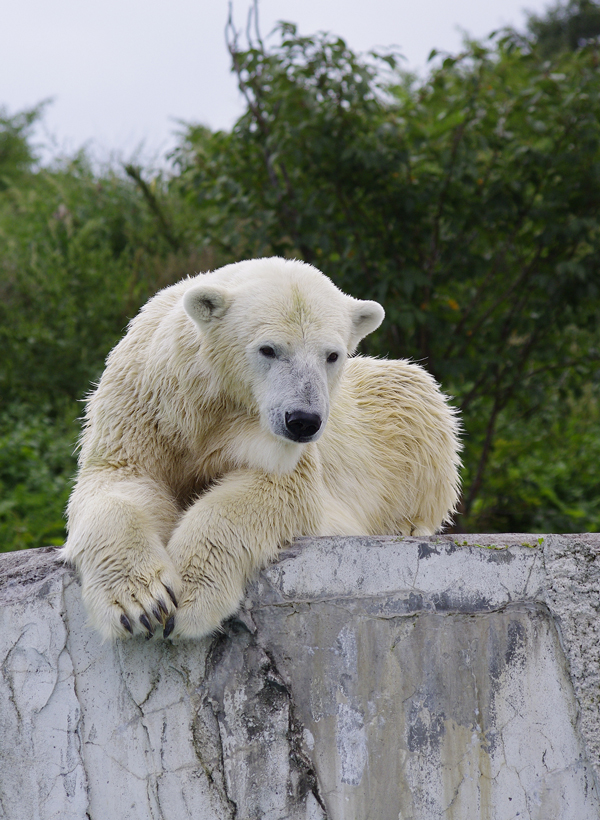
[1,0,599,550]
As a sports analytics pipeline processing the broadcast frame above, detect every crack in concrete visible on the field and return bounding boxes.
[0,631,27,728]
[3,538,600,819]
[61,588,91,818]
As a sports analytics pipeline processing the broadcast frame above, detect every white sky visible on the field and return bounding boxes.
[3,0,552,166]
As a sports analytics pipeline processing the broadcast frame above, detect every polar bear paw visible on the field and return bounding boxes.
[170,590,243,640]
[167,558,247,640]
[79,552,183,641]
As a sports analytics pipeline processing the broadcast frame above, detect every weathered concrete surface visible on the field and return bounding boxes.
[0,535,599,820]
[543,534,600,792]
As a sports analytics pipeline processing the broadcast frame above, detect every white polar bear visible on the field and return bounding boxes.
[63,257,461,641]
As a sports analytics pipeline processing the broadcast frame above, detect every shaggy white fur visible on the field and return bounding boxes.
[62,257,461,640]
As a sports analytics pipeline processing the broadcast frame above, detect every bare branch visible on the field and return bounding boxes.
[124,164,180,251]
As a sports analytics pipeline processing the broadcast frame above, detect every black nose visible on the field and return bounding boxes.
[285,410,322,441]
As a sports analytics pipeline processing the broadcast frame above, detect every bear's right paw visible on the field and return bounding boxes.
[80,555,182,641]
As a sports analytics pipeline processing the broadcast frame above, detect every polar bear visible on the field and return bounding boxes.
[63,257,461,641]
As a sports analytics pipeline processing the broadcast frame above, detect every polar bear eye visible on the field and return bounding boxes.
[259,345,276,359]
[327,352,339,363]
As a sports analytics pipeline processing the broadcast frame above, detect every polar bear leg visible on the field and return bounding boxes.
[62,471,183,640]
[166,465,321,639]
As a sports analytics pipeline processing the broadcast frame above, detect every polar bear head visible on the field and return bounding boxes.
[183,257,384,467]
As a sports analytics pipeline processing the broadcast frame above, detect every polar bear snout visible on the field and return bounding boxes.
[284,410,322,442]
[257,350,331,445]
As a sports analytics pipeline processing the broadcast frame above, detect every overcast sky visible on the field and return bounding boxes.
[3,0,552,165]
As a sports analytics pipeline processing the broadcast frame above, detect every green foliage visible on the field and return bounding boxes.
[0,130,211,411]
[0,104,43,189]
[2,16,600,548]
[471,390,600,532]
[526,0,600,55]
[0,404,76,550]
[175,22,600,530]
[0,108,219,551]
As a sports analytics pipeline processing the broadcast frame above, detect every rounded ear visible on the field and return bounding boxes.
[183,284,231,328]
[348,299,385,350]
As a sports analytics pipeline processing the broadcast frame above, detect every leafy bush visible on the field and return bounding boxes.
[1,7,599,547]
[0,405,77,550]
[174,22,600,529]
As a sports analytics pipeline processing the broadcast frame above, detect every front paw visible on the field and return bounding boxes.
[79,550,182,641]
[169,554,248,640]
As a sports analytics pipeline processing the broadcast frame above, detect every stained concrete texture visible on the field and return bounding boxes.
[0,535,599,820]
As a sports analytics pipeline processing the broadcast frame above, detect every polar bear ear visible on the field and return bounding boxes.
[348,299,385,350]
[183,285,231,327]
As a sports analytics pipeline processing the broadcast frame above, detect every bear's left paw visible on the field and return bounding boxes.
[169,565,247,640]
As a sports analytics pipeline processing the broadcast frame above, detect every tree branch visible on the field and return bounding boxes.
[124,164,180,251]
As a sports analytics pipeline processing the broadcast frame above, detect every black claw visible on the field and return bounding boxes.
[151,604,163,622]
[157,598,169,616]
[120,613,134,635]
[164,586,179,608]
[140,613,154,636]
[163,615,175,639]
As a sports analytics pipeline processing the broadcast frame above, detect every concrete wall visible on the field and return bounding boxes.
[0,534,599,819]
